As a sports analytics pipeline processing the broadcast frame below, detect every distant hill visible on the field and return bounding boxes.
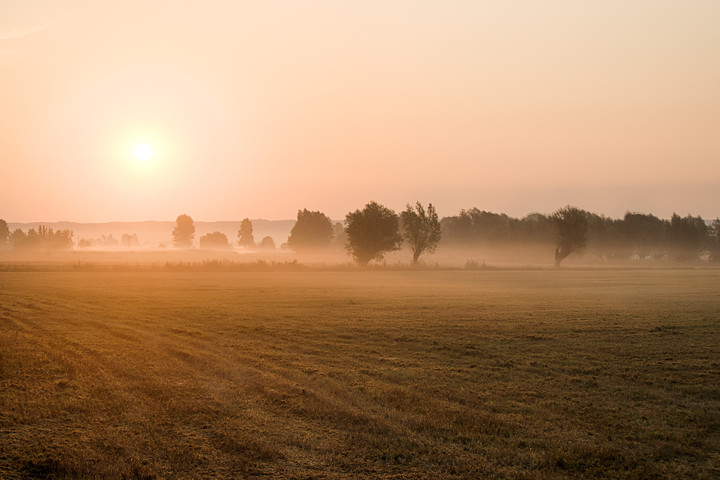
[7,220,298,247]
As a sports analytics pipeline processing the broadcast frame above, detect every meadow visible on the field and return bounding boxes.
[1,268,719,479]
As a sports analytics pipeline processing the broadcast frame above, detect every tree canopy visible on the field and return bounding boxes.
[9,225,73,250]
[258,235,276,250]
[237,218,254,247]
[287,209,333,251]
[668,213,708,255]
[172,214,195,248]
[345,201,402,266]
[552,206,588,266]
[199,231,230,249]
[400,202,441,264]
[331,222,347,250]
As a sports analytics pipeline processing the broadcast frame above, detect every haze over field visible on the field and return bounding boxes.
[2,1,719,223]
[2,4,720,477]
[5,220,296,248]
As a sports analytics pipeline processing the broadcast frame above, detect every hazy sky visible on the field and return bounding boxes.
[2,1,719,222]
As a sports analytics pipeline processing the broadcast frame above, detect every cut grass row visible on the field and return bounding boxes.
[1,270,719,478]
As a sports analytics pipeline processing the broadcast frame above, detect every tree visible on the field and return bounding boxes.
[237,218,254,247]
[668,213,708,259]
[287,209,333,251]
[345,201,402,266]
[515,213,554,243]
[400,202,441,263]
[9,225,73,250]
[10,229,26,248]
[173,214,195,248]
[552,206,588,266]
[258,235,276,250]
[99,234,119,247]
[199,231,231,249]
[712,219,720,245]
[711,219,720,262]
[440,208,520,245]
[0,219,8,249]
[621,212,668,258]
[121,233,140,247]
[585,213,622,261]
[331,222,347,250]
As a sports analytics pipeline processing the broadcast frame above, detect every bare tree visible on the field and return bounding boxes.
[400,202,441,264]
[552,206,587,266]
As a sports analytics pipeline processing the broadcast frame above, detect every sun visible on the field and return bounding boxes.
[132,142,154,161]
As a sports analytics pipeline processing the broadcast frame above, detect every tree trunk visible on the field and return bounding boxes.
[554,247,570,267]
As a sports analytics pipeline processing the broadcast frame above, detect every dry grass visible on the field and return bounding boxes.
[1,269,719,478]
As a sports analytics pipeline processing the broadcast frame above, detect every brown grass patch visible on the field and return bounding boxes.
[1,269,719,478]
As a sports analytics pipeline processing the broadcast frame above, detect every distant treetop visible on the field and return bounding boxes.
[173,214,195,248]
[238,218,255,247]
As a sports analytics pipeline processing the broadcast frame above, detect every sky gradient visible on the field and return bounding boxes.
[2,1,719,222]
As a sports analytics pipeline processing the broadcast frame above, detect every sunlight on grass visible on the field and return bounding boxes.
[1,270,719,478]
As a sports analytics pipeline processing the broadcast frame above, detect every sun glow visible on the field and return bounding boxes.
[132,142,154,161]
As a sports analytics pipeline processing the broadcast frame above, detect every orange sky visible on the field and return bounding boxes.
[2,1,719,222]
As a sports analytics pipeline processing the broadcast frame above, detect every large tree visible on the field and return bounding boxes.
[552,206,588,266]
[237,218,254,247]
[172,214,195,248]
[400,202,441,264]
[287,209,333,251]
[345,201,402,266]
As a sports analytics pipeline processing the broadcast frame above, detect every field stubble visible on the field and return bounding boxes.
[1,269,719,479]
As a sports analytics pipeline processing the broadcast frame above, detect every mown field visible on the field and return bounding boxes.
[1,268,719,479]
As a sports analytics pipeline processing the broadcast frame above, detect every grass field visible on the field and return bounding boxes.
[1,268,719,478]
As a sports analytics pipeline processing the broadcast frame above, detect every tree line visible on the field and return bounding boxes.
[441,207,719,264]
[2,204,718,265]
[0,222,73,251]
[170,204,720,266]
[170,203,442,266]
